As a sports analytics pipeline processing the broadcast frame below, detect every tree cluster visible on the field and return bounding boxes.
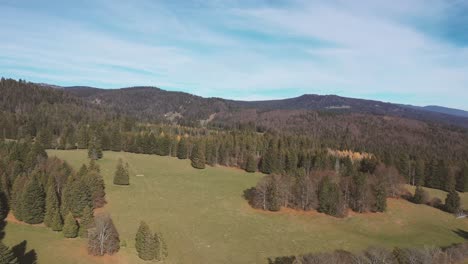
[269,242,468,264]
[245,163,403,217]
[135,221,168,261]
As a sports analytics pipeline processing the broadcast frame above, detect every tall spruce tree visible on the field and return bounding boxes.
[63,212,79,238]
[79,206,94,238]
[135,221,154,260]
[83,170,106,208]
[190,141,205,169]
[245,154,257,173]
[61,177,93,217]
[374,183,387,212]
[412,186,427,204]
[21,176,46,224]
[44,183,63,231]
[113,159,130,185]
[318,176,340,216]
[11,175,27,221]
[154,232,168,261]
[456,162,468,192]
[0,243,18,264]
[444,189,461,213]
[88,136,103,160]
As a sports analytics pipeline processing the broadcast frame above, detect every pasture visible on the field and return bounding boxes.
[5,150,468,263]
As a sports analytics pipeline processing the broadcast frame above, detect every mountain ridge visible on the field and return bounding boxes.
[57,84,468,128]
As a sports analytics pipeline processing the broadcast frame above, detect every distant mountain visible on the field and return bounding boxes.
[64,86,468,128]
[420,105,468,118]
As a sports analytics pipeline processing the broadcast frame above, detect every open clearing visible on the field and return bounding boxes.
[405,184,468,210]
[5,150,468,264]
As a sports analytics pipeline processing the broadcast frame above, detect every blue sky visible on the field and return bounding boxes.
[1,0,467,109]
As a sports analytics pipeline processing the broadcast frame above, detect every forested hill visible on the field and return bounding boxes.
[63,85,468,128]
[1,78,468,165]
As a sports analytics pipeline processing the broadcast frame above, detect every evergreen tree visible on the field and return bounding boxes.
[135,221,154,260]
[444,189,461,213]
[21,176,46,224]
[414,159,425,186]
[190,141,206,169]
[0,243,19,264]
[11,176,27,221]
[79,206,94,238]
[374,183,387,212]
[351,172,368,213]
[88,136,103,160]
[63,212,79,238]
[245,154,257,173]
[44,183,63,231]
[61,177,93,217]
[77,126,89,149]
[83,170,106,208]
[456,162,468,192]
[113,159,130,185]
[266,179,281,211]
[0,192,8,221]
[261,141,278,174]
[318,176,340,216]
[154,232,168,261]
[412,186,427,204]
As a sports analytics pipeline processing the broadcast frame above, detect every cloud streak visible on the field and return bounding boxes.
[0,0,467,109]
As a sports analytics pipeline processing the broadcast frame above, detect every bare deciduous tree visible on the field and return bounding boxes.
[88,214,120,256]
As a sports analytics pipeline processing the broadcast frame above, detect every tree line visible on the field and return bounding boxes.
[269,242,468,264]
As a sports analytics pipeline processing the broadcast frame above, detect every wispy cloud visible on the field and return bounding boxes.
[0,0,467,109]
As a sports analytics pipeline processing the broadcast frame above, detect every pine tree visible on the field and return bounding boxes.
[83,170,106,208]
[266,179,281,211]
[11,176,27,221]
[21,176,46,224]
[44,183,63,231]
[154,232,168,261]
[0,192,8,222]
[135,221,154,260]
[318,176,340,216]
[0,243,19,264]
[444,189,461,213]
[374,183,387,212]
[245,154,257,173]
[190,141,205,169]
[79,206,94,238]
[456,162,468,192]
[61,177,93,217]
[63,212,79,238]
[261,141,278,174]
[88,136,103,160]
[113,159,130,185]
[177,137,188,159]
[412,186,427,204]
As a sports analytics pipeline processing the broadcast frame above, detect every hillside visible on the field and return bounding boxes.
[64,85,468,128]
[2,78,468,164]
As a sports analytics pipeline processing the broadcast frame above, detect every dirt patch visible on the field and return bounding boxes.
[75,243,127,264]
[242,203,321,217]
[6,213,45,227]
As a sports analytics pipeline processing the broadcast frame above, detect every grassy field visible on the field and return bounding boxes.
[405,184,468,210]
[5,150,468,264]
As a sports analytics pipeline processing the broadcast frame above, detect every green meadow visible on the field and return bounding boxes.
[5,150,468,264]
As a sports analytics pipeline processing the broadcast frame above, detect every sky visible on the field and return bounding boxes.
[1,0,467,110]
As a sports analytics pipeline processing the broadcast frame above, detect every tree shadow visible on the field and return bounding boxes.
[453,229,468,240]
[12,240,38,264]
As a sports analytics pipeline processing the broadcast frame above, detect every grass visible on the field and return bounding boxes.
[5,150,468,264]
[405,184,468,210]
